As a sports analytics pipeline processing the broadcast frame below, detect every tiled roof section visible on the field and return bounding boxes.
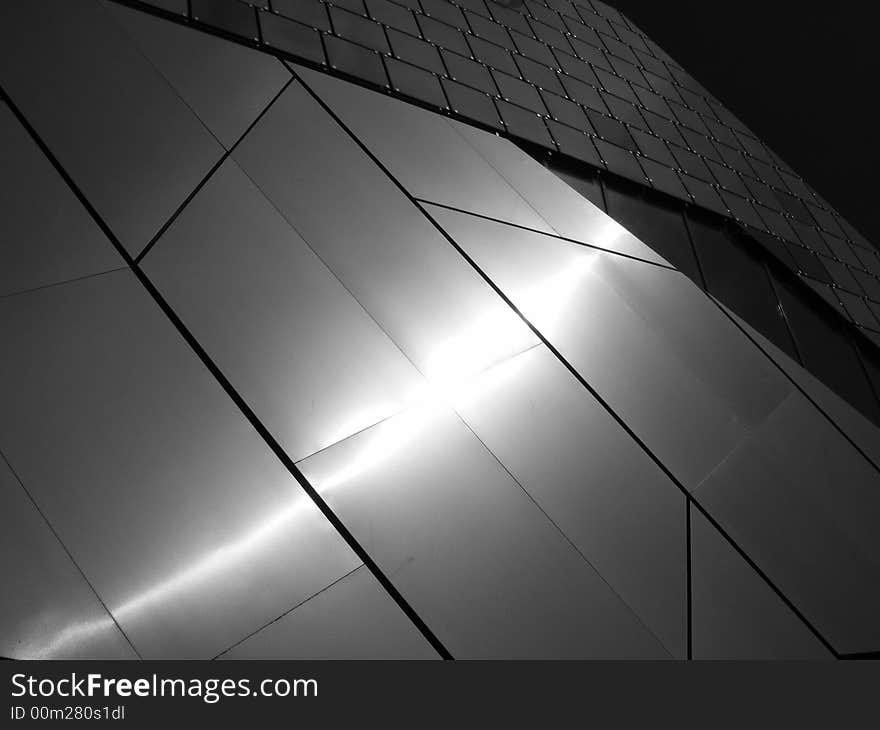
[121,0,880,345]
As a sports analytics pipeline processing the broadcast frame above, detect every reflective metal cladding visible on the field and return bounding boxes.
[0,271,359,659]
[88,0,880,350]
[2,0,879,660]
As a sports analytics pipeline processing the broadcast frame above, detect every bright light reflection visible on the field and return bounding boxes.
[111,495,316,622]
[516,251,596,328]
[423,306,531,390]
[310,403,437,493]
[319,401,406,455]
[591,219,634,254]
[316,252,598,492]
[21,494,318,659]
[33,252,597,657]
[16,615,119,660]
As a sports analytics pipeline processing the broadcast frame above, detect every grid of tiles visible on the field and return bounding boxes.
[123,0,880,347]
[3,0,880,662]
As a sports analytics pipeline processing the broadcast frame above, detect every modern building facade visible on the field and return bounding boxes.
[1,0,878,660]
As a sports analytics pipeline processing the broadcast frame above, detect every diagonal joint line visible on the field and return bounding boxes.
[413,198,678,271]
[706,291,880,478]
[293,70,842,660]
[1,82,453,662]
[134,75,295,264]
[0,449,144,659]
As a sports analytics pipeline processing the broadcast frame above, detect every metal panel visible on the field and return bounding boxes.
[774,272,880,424]
[717,301,880,469]
[298,404,669,659]
[696,392,880,654]
[143,159,426,463]
[0,0,223,255]
[221,567,438,660]
[0,457,136,660]
[0,270,359,658]
[452,345,687,657]
[290,64,555,234]
[232,80,538,382]
[103,1,290,148]
[0,104,121,297]
[427,204,792,488]
[690,508,832,660]
[688,213,798,360]
[601,179,699,278]
[450,120,671,266]
[79,0,880,304]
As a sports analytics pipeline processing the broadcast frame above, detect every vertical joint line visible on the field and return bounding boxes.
[293,66,839,658]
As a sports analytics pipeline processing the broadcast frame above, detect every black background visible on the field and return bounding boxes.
[611,0,879,248]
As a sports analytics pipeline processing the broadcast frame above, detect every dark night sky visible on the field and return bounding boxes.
[610,1,879,249]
